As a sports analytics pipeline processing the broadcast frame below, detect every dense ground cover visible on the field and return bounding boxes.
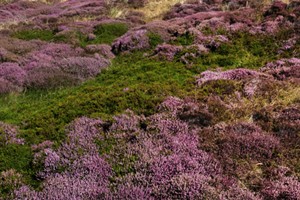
[0,0,299,199]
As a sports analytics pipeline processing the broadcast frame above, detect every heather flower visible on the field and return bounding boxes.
[0,169,24,197]
[110,109,221,199]
[85,44,115,59]
[163,2,210,20]
[0,62,26,87]
[274,106,300,135]
[112,185,154,200]
[0,77,18,94]
[158,96,184,114]
[0,121,24,145]
[22,43,84,71]
[262,176,300,200]
[220,184,262,200]
[154,44,183,61]
[243,78,261,97]
[220,123,280,159]
[112,29,150,54]
[196,68,266,85]
[110,109,143,133]
[31,140,54,151]
[58,56,110,80]
[18,117,112,199]
[0,47,8,62]
[25,67,78,89]
[261,58,300,81]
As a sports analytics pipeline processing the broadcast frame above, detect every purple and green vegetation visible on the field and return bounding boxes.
[0,0,299,199]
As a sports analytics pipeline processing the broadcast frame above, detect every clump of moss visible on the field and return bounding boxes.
[80,23,129,46]
[12,30,66,42]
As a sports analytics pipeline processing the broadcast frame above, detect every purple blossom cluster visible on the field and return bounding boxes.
[163,1,212,20]
[85,44,115,59]
[220,122,280,160]
[262,168,300,200]
[274,106,300,136]
[8,97,300,199]
[196,68,266,85]
[0,42,111,92]
[112,29,150,54]
[154,44,183,61]
[0,121,24,145]
[0,0,108,26]
[108,111,223,199]
[261,58,300,81]
[15,117,112,199]
[0,62,26,93]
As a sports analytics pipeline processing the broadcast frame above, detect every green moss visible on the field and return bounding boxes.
[13,30,54,41]
[12,29,67,42]
[0,144,32,172]
[201,80,242,96]
[80,23,129,46]
[170,32,194,46]
[148,32,164,48]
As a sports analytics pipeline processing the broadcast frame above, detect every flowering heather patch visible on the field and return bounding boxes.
[0,47,8,62]
[106,110,223,199]
[110,109,142,133]
[220,122,280,160]
[196,68,266,85]
[163,1,211,20]
[25,67,78,89]
[154,43,183,61]
[220,184,262,200]
[112,29,150,54]
[0,77,17,94]
[22,43,84,71]
[20,43,111,89]
[58,56,110,81]
[261,58,300,81]
[85,44,115,59]
[0,62,26,87]
[188,28,229,49]
[273,106,300,136]
[0,122,24,145]
[262,175,300,200]
[16,117,112,199]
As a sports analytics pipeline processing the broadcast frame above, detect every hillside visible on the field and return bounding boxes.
[0,0,299,199]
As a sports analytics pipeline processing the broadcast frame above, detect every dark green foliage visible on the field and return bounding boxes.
[80,23,129,46]
[201,80,242,96]
[192,30,295,69]
[13,30,54,41]
[0,144,32,172]
[12,30,67,42]
[171,33,194,46]
[148,32,164,48]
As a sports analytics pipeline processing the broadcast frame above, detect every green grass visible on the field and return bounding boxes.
[176,29,296,70]
[12,29,67,42]
[80,23,129,46]
[12,23,128,46]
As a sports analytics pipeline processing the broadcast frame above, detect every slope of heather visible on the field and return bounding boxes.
[0,0,299,199]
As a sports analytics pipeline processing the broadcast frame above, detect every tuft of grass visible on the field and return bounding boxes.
[170,32,194,46]
[80,23,129,46]
[148,32,164,48]
[12,29,66,42]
